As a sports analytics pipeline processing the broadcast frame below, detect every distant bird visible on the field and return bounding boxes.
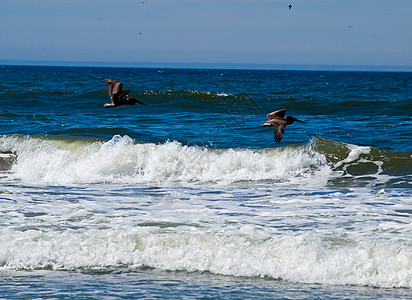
[261,109,305,143]
[346,25,355,29]
[288,4,292,10]
[102,78,147,108]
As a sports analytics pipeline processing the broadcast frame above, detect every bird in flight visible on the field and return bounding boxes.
[261,109,305,143]
[102,78,147,108]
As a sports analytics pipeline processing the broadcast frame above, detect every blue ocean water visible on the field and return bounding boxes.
[0,65,411,298]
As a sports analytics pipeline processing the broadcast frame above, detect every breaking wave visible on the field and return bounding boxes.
[0,135,410,187]
[1,227,411,288]
[0,135,324,185]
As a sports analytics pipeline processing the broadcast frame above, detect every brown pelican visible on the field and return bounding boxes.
[102,78,147,108]
[261,109,305,143]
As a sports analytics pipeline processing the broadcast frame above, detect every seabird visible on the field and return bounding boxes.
[261,109,305,143]
[102,78,147,108]
[288,4,292,10]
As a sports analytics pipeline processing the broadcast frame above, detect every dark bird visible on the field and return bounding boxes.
[288,4,292,10]
[261,109,305,143]
[102,78,147,108]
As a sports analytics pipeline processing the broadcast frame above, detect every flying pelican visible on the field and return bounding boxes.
[102,78,147,108]
[261,109,305,143]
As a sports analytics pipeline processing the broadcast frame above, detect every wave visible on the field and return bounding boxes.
[132,89,410,117]
[0,87,258,117]
[0,135,410,187]
[140,89,233,101]
[0,135,326,185]
[136,89,255,113]
[1,227,411,288]
[313,138,412,188]
[129,89,408,117]
[2,82,410,120]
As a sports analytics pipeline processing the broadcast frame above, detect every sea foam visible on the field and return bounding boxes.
[0,227,411,288]
[2,135,328,185]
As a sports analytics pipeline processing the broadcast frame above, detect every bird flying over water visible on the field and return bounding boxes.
[102,78,147,108]
[261,109,305,143]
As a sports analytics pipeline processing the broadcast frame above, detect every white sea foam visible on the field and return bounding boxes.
[1,134,411,289]
[0,228,411,288]
[2,135,329,185]
[334,143,371,168]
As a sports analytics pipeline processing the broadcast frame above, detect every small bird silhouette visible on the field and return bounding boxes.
[102,78,147,108]
[288,4,292,10]
[261,109,305,143]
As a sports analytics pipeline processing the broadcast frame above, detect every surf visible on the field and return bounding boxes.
[1,226,411,288]
[0,134,409,187]
[0,135,326,185]
[313,138,412,188]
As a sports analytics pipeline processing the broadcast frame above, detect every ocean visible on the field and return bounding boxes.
[0,65,411,299]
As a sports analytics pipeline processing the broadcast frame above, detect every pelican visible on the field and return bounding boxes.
[261,109,305,143]
[102,78,147,108]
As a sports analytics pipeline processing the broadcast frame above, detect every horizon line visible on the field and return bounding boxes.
[1,59,412,73]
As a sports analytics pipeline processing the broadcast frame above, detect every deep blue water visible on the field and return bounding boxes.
[1,66,411,150]
[0,65,411,298]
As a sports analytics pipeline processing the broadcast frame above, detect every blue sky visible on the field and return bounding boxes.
[1,0,411,70]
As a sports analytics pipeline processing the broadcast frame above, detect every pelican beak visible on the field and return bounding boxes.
[295,118,305,123]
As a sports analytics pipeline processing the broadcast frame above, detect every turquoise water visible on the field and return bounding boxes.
[0,65,411,298]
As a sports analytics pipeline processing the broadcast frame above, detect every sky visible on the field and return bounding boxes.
[1,0,411,70]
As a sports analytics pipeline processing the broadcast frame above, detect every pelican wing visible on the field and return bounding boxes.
[102,78,115,84]
[267,109,286,120]
[270,120,286,143]
[102,78,119,98]
[112,81,123,95]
